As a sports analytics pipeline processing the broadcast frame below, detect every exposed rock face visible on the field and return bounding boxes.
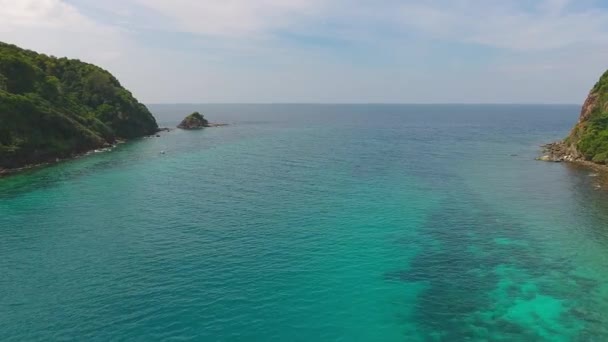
[579,93,599,123]
[538,142,578,163]
[540,70,608,165]
[177,112,209,129]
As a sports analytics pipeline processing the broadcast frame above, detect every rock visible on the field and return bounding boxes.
[546,69,608,165]
[177,112,209,129]
[537,142,580,163]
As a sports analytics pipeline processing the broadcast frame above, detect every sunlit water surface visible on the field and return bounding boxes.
[3,104,608,341]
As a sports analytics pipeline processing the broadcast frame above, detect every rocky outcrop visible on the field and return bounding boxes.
[579,92,599,123]
[177,112,209,129]
[540,69,608,165]
[538,142,579,162]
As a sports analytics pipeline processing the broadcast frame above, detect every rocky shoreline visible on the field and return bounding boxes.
[0,123,231,177]
[0,120,234,178]
[538,142,578,162]
[538,141,608,173]
[536,68,608,176]
[0,128,171,178]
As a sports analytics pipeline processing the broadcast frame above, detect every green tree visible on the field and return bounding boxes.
[0,41,158,169]
[0,72,7,91]
[37,76,61,100]
[0,54,38,94]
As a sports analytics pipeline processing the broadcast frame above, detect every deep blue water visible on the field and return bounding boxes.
[3,104,608,341]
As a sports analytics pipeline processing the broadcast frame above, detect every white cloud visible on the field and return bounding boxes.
[0,0,86,30]
[398,0,608,50]
[0,0,126,64]
[132,0,327,37]
[1,0,607,103]
[108,0,608,53]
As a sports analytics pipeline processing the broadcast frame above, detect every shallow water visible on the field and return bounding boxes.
[2,104,608,341]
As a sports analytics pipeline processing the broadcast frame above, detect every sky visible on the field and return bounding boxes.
[0,0,607,104]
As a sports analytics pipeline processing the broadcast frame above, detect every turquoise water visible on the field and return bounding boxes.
[3,104,608,341]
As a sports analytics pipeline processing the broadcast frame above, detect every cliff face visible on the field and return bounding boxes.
[543,70,608,164]
[0,42,158,169]
[567,70,608,163]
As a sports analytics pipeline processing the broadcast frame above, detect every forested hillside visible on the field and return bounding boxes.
[0,42,158,169]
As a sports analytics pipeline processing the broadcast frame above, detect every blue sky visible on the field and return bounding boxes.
[1,0,608,103]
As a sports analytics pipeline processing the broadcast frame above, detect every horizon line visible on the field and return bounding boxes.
[145,102,581,106]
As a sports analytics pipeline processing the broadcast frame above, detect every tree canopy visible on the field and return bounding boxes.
[567,70,608,164]
[0,42,158,168]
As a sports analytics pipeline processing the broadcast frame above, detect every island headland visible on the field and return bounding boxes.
[0,42,159,174]
[540,69,608,168]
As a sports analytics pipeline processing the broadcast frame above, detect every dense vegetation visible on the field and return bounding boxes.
[0,42,158,169]
[564,70,608,164]
[177,112,209,129]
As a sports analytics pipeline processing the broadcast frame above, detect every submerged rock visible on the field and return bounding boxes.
[177,112,209,129]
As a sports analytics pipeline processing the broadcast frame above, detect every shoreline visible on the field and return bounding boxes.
[538,141,608,173]
[0,141,126,178]
[0,128,173,178]
[0,124,228,178]
[567,159,608,174]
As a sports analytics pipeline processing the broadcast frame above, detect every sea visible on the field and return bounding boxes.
[2,104,608,341]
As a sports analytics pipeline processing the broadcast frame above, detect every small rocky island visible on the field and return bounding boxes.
[178,112,209,129]
[540,69,608,167]
[177,112,227,129]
